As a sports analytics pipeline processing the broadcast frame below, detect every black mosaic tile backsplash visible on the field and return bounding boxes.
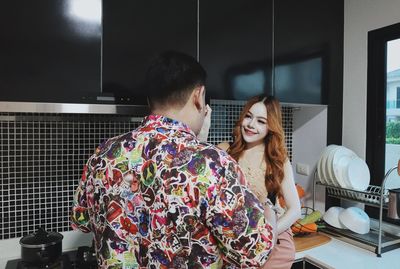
[0,100,292,240]
[0,113,141,239]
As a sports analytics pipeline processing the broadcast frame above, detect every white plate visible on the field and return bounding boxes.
[332,146,357,188]
[335,155,357,189]
[317,157,326,184]
[345,157,370,191]
[325,146,340,186]
[317,145,335,184]
[337,155,354,188]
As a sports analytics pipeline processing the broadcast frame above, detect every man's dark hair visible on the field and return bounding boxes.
[145,51,207,108]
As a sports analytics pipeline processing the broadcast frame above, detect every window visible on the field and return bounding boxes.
[367,23,400,190]
[397,87,400,108]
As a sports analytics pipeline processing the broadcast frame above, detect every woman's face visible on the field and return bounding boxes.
[241,102,268,146]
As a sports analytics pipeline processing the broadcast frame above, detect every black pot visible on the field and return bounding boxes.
[19,227,63,265]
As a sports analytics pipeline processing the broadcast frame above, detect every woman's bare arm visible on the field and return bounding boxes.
[276,160,302,234]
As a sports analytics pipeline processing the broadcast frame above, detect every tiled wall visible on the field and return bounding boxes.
[0,100,293,240]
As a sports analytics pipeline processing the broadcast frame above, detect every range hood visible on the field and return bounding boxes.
[0,101,149,116]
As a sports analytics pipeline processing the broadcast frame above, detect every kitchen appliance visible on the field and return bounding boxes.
[387,188,400,220]
[387,160,400,220]
[8,255,72,269]
[5,228,98,269]
[19,228,63,266]
[5,246,97,269]
[75,246,97,269]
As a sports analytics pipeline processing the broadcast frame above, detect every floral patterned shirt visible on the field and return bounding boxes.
[71,114,274,268]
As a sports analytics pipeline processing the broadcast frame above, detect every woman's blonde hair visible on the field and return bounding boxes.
[228,95,287,196]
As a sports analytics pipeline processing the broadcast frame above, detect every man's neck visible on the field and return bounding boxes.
[151,106,195,132]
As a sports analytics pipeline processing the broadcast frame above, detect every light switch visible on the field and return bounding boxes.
[296,163,310,176]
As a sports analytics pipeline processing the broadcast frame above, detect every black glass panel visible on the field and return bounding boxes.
[102,0,197,105]
[274,51,326,104]
[274,0,343,104]
[0,0,101,103]
[200,0,273,101]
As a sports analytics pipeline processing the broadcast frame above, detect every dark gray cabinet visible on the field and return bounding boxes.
[274,0,343,105]
[0,0,101,103]
[102,0,197,105]
[200,0,273,101]
[0,0,343,108]
[273,0,344,146]
[0,0,197,105]
[201,0,343,106]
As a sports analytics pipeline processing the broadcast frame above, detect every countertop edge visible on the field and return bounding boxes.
[294,234,400,269]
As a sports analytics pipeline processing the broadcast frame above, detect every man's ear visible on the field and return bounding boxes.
[192,86,205,112]
[146,97,152,109]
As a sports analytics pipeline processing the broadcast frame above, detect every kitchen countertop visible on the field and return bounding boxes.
[295,234,400,269]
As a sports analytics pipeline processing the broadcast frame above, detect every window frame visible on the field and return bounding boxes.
[367,22,400,186]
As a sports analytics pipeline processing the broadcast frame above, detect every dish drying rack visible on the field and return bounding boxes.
[313,160,400,257]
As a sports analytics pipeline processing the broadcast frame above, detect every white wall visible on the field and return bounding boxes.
[292,106,327,213]
[343,0,400,158]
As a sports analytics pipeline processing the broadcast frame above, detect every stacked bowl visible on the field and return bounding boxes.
[323,206,370,234]
[317,145,370,191]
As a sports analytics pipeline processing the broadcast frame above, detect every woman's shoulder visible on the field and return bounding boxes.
[217,141,231,151]
[282,158,295,182]
[284,158,292,166]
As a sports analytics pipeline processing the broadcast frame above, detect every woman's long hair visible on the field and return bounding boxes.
[228,95,288,196]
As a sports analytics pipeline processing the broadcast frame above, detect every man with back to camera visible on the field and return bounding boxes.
[71,51,276,268]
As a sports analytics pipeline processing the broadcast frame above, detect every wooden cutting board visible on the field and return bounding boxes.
[294,233,331,252]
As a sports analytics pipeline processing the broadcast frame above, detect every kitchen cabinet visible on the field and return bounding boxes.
[0,0,343,112]
[0,0,101,103]
[274,0,343,105]
[0,0,196,106]
[102,0,197,105]
[291,260,303,269]
[292,259,324,269]
[274,0,343,146]
[200,0,273,101]
[200,0,343,107]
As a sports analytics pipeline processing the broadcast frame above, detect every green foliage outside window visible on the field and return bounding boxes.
[386,121,400,144]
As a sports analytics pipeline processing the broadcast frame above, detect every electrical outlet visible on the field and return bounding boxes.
[296,163,310,176]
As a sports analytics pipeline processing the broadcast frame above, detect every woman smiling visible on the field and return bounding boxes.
[218,95,301,269]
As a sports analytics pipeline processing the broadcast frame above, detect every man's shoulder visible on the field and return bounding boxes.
[94,131,135,156]
[197,142,237,165]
